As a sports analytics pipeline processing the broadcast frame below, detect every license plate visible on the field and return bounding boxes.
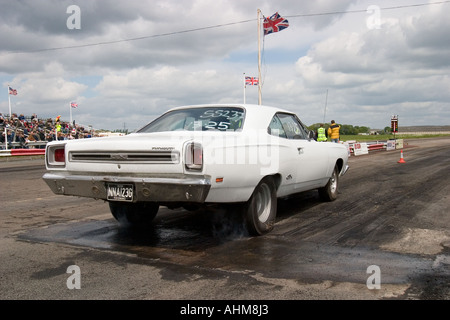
[106,183,134,202]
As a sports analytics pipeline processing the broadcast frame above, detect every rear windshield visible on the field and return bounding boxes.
[137,107,245,133]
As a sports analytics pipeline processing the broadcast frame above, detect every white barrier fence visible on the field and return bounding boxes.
[344,139,404,156]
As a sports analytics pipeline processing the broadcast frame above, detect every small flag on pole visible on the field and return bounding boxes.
[245,76,259,86]
[70,102,78,108]
[8,86,17,95]
[263,12,289,35]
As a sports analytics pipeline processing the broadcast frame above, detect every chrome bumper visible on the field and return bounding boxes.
[42,172,211,203]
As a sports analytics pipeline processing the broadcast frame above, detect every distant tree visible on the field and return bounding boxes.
[113,129,129,134]
[308,123,372,135]
[340,124,357,135]
[358,126,370,134]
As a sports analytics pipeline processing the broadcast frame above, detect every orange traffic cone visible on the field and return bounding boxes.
[398,149,406,163]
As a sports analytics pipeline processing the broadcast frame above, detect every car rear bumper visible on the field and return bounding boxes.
[42,173,211,203]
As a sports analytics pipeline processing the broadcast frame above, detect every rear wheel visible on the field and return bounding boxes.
[109,201,159,226]
[319,166,339,201]
[243,177,277,236]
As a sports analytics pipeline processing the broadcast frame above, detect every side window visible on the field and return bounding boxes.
[268,115,287,138]
[295,116,311,139]
[276,113,307,139]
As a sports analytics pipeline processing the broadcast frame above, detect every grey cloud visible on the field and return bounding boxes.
[2,0,449,130]
[0,0,256,74]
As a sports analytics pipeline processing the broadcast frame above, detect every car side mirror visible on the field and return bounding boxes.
[308,131,315,140]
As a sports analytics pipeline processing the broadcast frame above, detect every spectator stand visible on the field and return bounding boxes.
[1,112,97,157]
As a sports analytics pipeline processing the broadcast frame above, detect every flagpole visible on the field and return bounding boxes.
[4,127,7,150]
[322,89,328,124]
[257,9,262,105]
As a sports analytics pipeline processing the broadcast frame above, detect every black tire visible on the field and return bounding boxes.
[319,166,339,201]
[243,177,277,236]
[109,201,159,226]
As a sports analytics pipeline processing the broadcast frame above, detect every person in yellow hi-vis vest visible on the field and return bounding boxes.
[316,124,327,142]
[327,120,341,143]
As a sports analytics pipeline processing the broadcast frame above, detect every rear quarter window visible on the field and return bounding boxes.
[138,107,245,133]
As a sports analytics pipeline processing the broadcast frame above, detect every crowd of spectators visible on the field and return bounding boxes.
[0,112,96,149]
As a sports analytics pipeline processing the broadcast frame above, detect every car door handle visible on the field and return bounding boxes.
[297,147,304,155]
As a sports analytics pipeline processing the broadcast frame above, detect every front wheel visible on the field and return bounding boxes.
[243,177,277,236]
[318,166,339,201]
[109,201,159,226]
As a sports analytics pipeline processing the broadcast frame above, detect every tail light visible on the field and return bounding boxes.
[46,144,66,168]
[185,142,203,171]
[54,148,65,163]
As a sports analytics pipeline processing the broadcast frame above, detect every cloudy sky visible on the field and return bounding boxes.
[1,0,450,131]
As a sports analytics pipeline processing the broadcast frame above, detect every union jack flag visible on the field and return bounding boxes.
[70,102,78,108]
[245,76,259,86]
[263,12,289,35]
[8,86,17,95]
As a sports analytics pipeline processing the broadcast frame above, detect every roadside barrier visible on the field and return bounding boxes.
[345,139,404,156]
[11,149,45,156]
[9,141,47,149]
[0,149,45,157]
[367,143,385,151]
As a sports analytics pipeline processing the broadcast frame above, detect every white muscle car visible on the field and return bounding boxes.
[43,104,349,236]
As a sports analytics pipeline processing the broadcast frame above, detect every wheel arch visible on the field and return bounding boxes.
[271,173,283,191]
[335,158,344,174]
[257,173,282,194]
[246,174,282,201]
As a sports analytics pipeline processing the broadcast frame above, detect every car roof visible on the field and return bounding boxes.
[169,103,291,113]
